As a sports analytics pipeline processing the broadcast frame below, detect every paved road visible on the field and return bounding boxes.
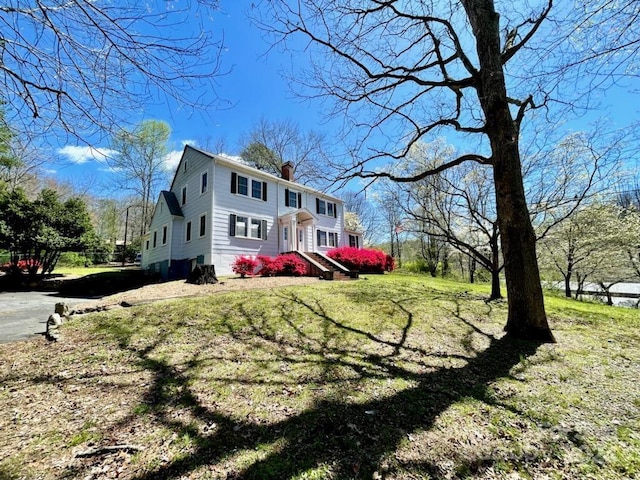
[0,291,95,343]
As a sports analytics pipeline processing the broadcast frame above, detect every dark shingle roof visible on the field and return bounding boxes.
[161,191,183,217]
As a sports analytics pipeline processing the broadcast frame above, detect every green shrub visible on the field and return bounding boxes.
[57,252,90,267]
[402,259,431,274]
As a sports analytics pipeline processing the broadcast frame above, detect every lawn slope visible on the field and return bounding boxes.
[1,274,638,479]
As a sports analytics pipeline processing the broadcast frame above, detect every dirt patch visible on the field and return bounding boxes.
[73,275,321,312]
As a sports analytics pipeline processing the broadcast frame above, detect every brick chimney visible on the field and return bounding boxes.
[281,161,294,182]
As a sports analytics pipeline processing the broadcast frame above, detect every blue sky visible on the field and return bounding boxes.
[50,2,639,194]
[51,2,328,185]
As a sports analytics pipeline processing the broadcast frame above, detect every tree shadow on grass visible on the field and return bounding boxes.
[107,289,544,479]
[55,269,152,298]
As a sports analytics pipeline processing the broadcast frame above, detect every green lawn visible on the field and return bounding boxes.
[1,274,638,479]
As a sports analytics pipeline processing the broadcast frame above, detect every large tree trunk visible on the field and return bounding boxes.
[564,272,572,298]
[489,237,502,300]
[187,265,218,285]
[490,268,502,301]
[463,0,554,342]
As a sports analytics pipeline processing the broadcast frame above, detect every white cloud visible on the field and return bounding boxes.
[164,149,184,172]
[163,139,198,172]
[57,145,117,164]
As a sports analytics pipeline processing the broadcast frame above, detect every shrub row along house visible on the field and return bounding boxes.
[141,145,362,280]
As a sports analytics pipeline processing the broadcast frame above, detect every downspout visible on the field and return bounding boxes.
[167,218,174,278]
[276,180,281,253]
[211,160,216,265]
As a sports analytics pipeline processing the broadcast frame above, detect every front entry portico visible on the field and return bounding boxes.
[280,209,316,252]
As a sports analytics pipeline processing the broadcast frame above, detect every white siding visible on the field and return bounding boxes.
[311,196,343,253]
[171,148,214,264]
[144,196,175,267]
[211,162,279,275]
[143,145,353,278]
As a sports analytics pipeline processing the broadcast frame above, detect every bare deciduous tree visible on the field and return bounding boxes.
[1,1,224,140]
[341,190,380,245]
[257,0,560,341]
[526,129,624,240]
[257,0,640,341]
[239,118,333,189]
[396,140,503,299]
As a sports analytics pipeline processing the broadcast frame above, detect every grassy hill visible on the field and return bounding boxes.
[1,274,638,479]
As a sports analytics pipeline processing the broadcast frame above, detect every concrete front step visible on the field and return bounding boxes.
[284,251,358,280]
[304,252,358,280]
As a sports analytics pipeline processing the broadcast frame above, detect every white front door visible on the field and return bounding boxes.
[297,227,304,251]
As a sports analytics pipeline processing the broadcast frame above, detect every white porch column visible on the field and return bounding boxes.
[290,218,297,251]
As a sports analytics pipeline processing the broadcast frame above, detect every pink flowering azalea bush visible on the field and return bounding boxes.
[232,256,259,278]
[327,247,392,274]
[0,259,41,274]
[256,255,276,276]
[272,253,307,276]
[256,253,307,277]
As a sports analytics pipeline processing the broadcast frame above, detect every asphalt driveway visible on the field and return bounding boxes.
[0,291,95,343]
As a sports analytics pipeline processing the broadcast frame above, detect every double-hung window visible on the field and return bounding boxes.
[250,218,263,239]
[317,230,338,247]
[316,198,337,217]
[289,190,298,208]
[235,215,248,237]
[162,225,168,245]
[229,214,268,240]
[327,202,335,217]
[237,175,248,196]
[285,188,301,208]
[231,172,267,201]
[199,214,207,237]
[317,230,327,247]
[201,171,208,194]
[328,232,337,247]
[251,180,263,199]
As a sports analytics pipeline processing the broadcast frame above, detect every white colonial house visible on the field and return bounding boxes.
[140,145,362,280]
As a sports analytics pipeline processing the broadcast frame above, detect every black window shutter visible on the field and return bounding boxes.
[285,188,290,207]
[316,198,320,213]
[333,203,337,218]
[231,173,237,194]
[261,220,268,240]
[317,230,321,246]
[229,214,236,236]
[297,192,302,208]
[262,182,267,202]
